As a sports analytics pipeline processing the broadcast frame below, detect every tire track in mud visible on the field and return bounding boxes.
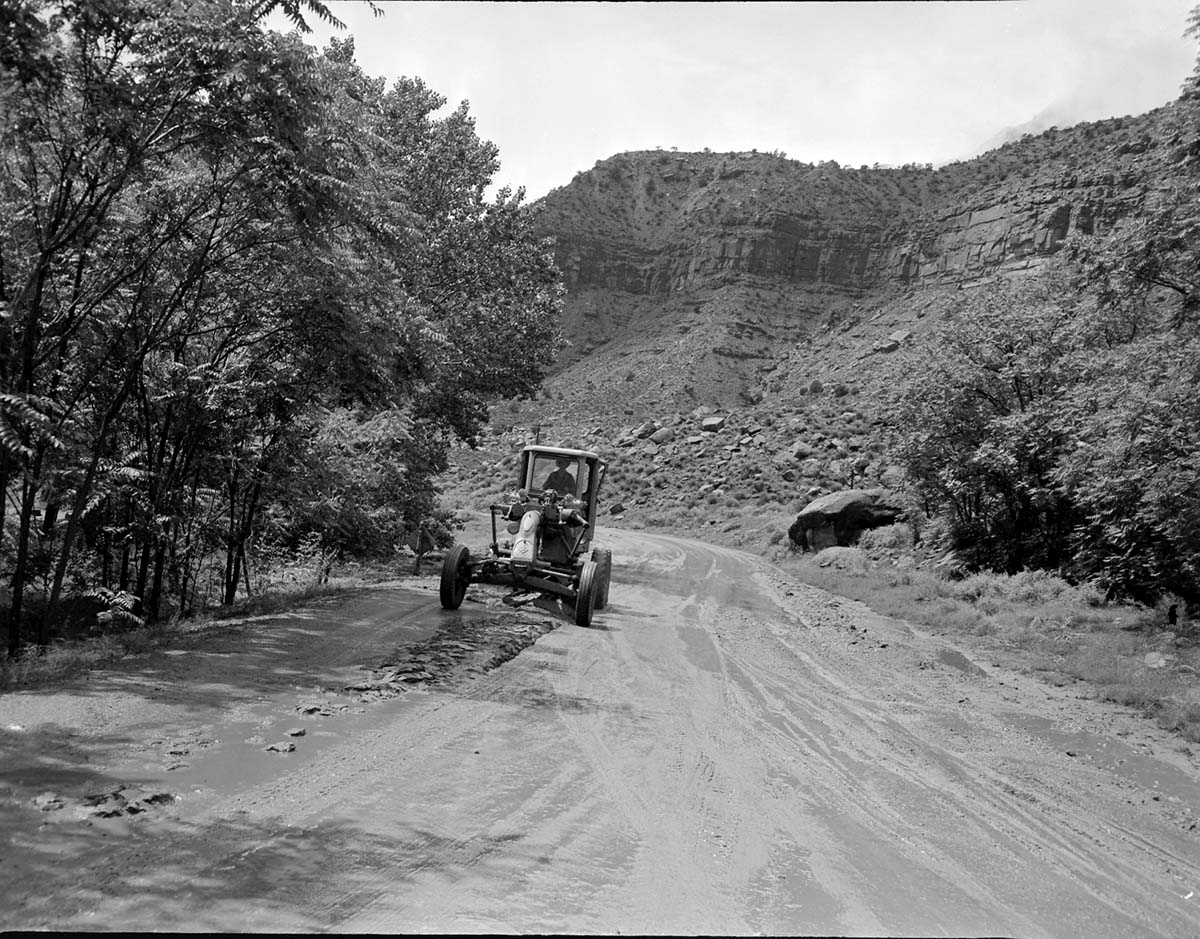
[584,545,898,935]
[704,550,1200,937]
[261,533,1200,934]
[531,532,1200,936]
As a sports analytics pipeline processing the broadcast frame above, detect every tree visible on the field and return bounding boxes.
[0,3,565,650]
[1053,147,1200,602]
[1052,332,1200,602]
[372,75,564,442]
[887,272,1086,573]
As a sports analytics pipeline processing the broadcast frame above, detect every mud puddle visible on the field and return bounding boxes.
[2,585,568,830]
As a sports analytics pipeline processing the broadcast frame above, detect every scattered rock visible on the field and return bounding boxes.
[700,415,727,433]
[80,786,175,818]
[33,792,64,812]
[296,701,345,716]
[265,741,296,753]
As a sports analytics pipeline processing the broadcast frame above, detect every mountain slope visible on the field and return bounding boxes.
[536,110,1173,421]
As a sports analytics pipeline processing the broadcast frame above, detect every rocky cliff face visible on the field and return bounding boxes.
[536,104,1189,300]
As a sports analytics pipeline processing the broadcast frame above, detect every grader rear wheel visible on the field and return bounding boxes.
[591,548,612,610]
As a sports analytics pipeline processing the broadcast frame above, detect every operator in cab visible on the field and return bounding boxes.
[542,456,577,495]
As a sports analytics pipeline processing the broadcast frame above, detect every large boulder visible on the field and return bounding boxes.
[788,488,904,551]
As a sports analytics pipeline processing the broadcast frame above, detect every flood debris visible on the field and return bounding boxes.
[33,792,64,811]
[36,786,177,819]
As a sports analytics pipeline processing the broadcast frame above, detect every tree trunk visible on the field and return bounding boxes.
[41,500,58,537]
[119,536,131,592]
[8,464,41,657]
[0,461,10,656]
[240,542,251,597]
[134,539,152,619]
[224,548,241,606]
[41,370,141,639]
[147,541,166,622]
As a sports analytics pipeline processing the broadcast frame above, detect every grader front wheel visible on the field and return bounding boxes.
[575,560,600,627]
[439,544,471,610]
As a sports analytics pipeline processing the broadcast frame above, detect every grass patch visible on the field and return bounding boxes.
[0,626,168,691]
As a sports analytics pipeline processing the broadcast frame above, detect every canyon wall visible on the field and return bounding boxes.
[536,105,1187,299]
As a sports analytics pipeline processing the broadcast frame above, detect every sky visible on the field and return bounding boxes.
[267,1,1199,200]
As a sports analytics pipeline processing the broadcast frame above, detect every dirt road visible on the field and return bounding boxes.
[2,529,1199,935]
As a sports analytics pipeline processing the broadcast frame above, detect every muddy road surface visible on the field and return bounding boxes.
[2,529,1199,935]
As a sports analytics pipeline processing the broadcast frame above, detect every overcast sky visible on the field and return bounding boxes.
[269,1,1198,200]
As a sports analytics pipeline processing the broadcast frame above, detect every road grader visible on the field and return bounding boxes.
[439,445,612,627]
